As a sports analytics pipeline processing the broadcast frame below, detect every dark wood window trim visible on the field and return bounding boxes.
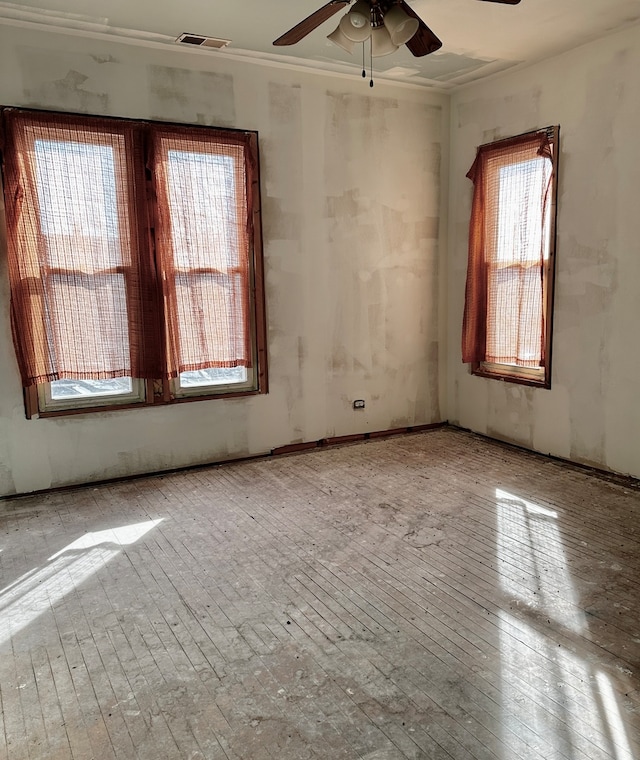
[469,126,559,389]
[1,108,268,419]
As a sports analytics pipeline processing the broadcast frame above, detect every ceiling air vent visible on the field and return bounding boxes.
[176,33,231,49]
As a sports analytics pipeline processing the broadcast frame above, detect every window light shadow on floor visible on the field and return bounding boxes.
[496,489,635,760]
[0,519,163,646]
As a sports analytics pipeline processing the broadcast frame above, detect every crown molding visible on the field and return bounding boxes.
[0,2,456,93]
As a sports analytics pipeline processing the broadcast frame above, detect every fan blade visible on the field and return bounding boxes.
[476,0,521,4]
[273,1,350,46]
[397,0,442,57]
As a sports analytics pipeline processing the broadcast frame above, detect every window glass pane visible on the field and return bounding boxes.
[157,139,251,372]
[487,150,552,368]
[496,158,550,265]
[35,140,120,262]
[166,150,238,270]
[47,272,131,375]
[179,367,247,389]
[32,135,133,375]
[51,377,133,400]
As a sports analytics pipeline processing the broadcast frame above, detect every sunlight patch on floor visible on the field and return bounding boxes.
[496,489,635,759]
[496,488,584,633]
[0,518,162,646]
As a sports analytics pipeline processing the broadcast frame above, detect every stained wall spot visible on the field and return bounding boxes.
[90,54,118,65]
[556,53,625,468]
[263,82,303,198]
[487,385,535,450]
[261,196,303,242]
[148,66,235,126]
[18,47,110,112]
[559,242,616,467]
[457,87,542,134]
[425,341,441,422]
[262,82,306,424]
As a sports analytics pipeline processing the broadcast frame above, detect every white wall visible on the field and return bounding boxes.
[0,25,448,496]
[448,24,640,478]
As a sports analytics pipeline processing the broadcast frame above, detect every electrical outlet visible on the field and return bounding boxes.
[353,399,365,410]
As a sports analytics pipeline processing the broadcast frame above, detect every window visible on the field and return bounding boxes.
[1,109,267,416]
[462,127,559,387]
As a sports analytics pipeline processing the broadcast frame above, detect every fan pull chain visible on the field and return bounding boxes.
[362,42,366,79]
[369,36,374,88]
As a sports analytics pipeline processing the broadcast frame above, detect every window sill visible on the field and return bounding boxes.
[471,363,550,389]
[25,384,266,419]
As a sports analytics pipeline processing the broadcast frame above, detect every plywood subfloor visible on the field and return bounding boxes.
[1,428,639,760]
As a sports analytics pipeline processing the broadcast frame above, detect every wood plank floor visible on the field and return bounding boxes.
[0,428,639,760]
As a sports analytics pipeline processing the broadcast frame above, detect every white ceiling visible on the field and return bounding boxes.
[3,0,640,88]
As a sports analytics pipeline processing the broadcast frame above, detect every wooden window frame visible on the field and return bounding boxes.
[1,108,268,419]
[470,126,560,389]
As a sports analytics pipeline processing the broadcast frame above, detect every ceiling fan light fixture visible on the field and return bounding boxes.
[383,6,420,46]
[327,23,356,53]
[347,0,371,29]
[339,12,372,42]
[370,25,399,57]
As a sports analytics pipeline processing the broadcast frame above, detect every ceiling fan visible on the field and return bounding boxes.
[273,0,521,58]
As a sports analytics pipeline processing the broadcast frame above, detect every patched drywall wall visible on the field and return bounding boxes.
[0,26,447,496]
[448,23,640,479]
